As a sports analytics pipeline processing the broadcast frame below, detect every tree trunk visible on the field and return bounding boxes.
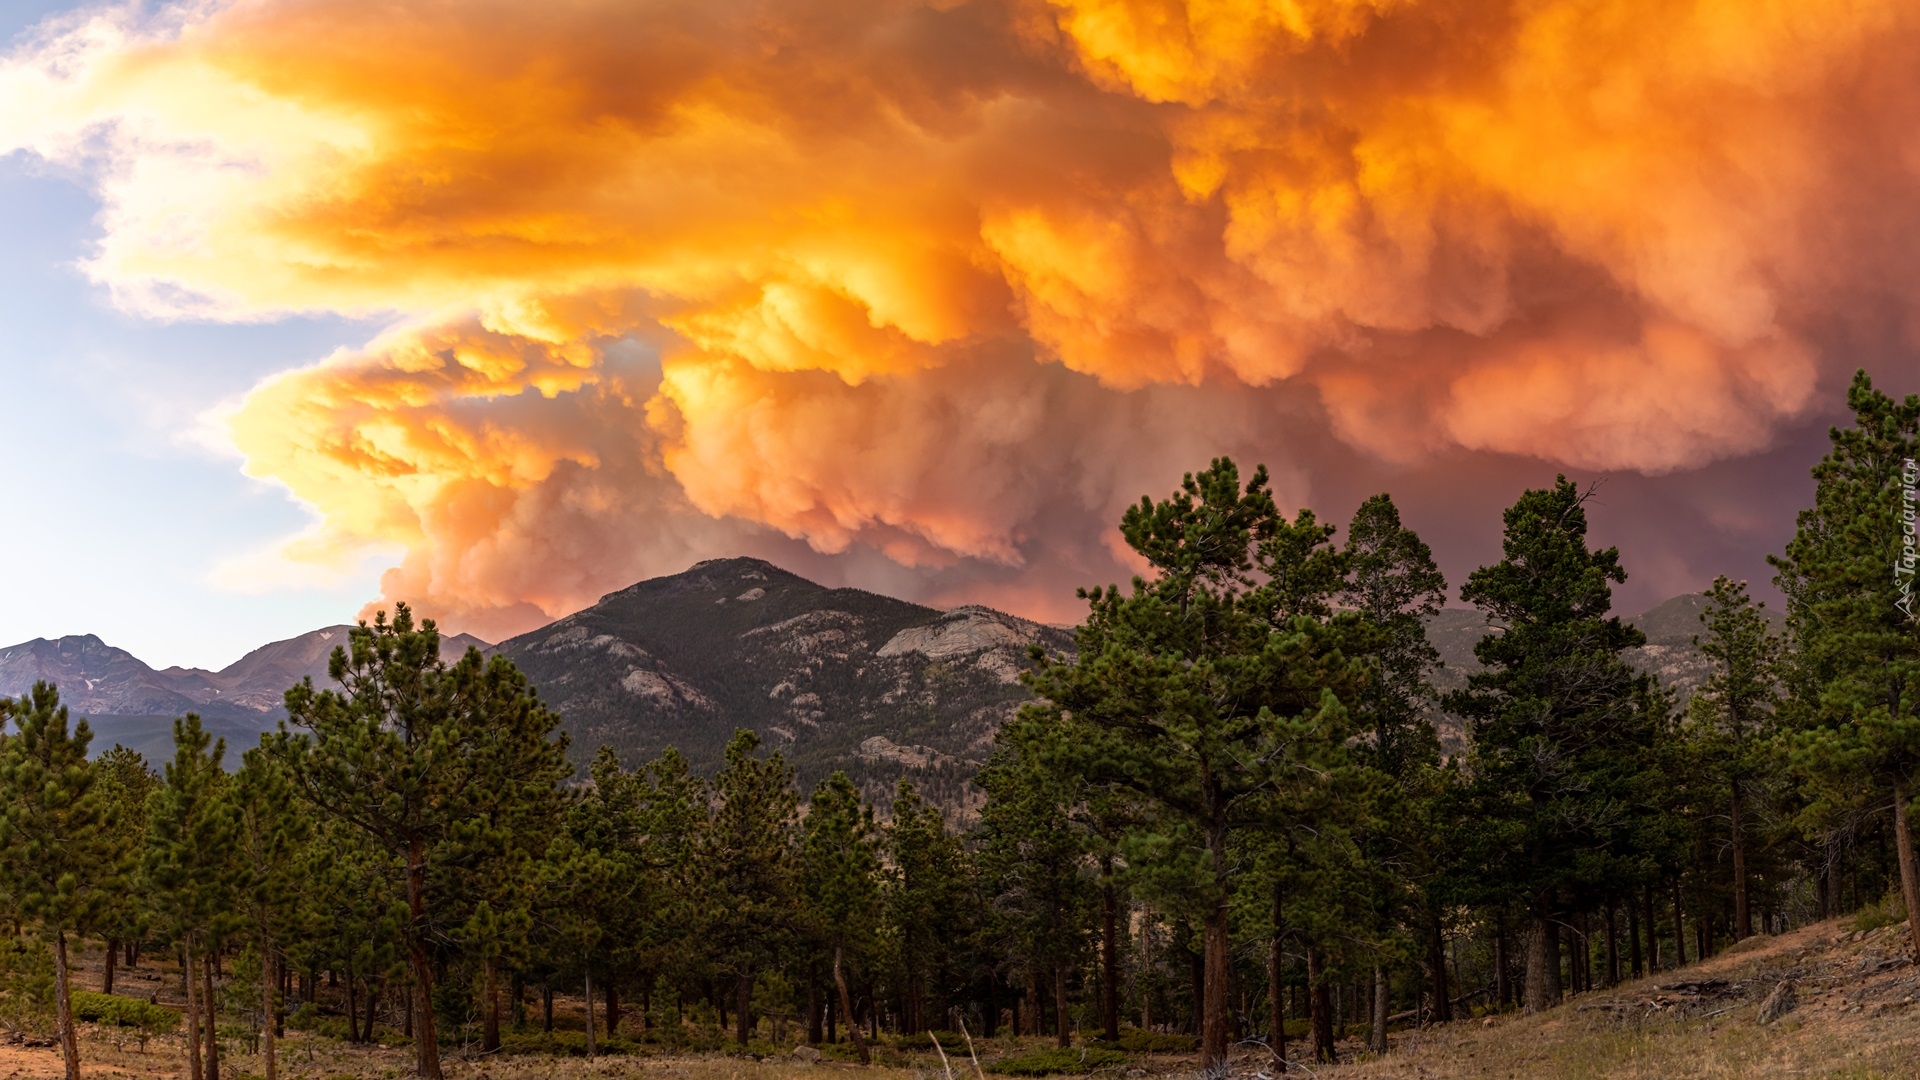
[736,968,752,1045]
[826,977,838,1044]
[364,978,381,1043]
[484,959,501,1053]
[1305,946,1333,1063]
[1369,964,1387,1056]
[1573,910,1589,993]
[186,948,204,1080]
[262,949,278,1080]
[1201,892,1232,1073]
[1053,963,1070,1049]
[585,966,597,1058]
[1604,901,1619,986]
[405,839,444,1079]
[808,962,822,1045]
[104,938,117,998]
[1268,886,1286,1072]
[1893,780,1920,963]
[1494,917,1510,1010]
[1731,779,1751,940]
[1031,969,1045,1036]
[1628,895,1644,977]
[833,945,870,1065]
[1523,913,1559,1012]
[607,980,621,1037]
[204,953,221,1080]
[1101,867,1120,1042]
[51,932,79,1080]
[1425,916,1451,1022]
[1671,879,1688,967]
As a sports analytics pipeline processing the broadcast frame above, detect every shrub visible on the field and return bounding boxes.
[895,1029,965,1051]
[69,991,179,1032]
[1086,1031,1195,1054]
[1850,893,1907,933]
[987,1047,1127,1075]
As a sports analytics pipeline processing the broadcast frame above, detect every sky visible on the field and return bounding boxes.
[0,0,1914,671]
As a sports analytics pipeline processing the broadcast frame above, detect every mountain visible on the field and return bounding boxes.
[492,557,1074,812]
[0,625,489,759]
[5,561,1759,808]
[1423,593,1787,751]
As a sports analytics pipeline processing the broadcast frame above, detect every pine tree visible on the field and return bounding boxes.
[274,604,570,1079]
[1021,458,1364,1072]
[1771,370,1920,958]
[700,730,798,1045]
[1450,477,1659,1011]
[974,742,1090,1050]
[89,744,157,995]
[1688,576,1782,940]
[228,747,312,1080]
[800,772,880,1063]
[883,780,968,1034]
[146,714,238,1080]
[0,683,128,1080]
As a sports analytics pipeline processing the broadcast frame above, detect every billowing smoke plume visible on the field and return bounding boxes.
[6,0,1918,632]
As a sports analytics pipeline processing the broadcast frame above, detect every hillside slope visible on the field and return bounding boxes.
[494,557,1074,809]
[1319,917,1920,1078]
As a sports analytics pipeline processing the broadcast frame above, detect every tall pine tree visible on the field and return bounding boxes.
[0,684,126,1080]
[1450,477,1659,1011]
[1772,371,1920,958]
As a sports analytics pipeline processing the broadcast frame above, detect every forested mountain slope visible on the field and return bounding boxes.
[492,557,1074,810]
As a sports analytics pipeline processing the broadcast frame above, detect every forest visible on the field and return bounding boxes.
[4,371,1916,1080]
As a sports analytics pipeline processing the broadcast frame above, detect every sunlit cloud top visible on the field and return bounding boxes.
[7,0,1917,637]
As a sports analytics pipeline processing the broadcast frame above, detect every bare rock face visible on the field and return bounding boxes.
[1756,979,1797,1025]
[878,607,1040,662]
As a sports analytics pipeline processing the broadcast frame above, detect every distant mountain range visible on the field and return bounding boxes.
[0,625,487,766]
[0,558,1760,807]
[0,558,1070,810]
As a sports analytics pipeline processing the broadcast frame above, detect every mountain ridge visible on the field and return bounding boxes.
[1,560,1750,808]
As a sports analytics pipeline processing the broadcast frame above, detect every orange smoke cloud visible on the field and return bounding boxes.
[6,0,1918,631]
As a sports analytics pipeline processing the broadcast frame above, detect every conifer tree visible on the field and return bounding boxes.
[1450,477,1659,1011]
[0,683,126,1080]
[1337,493,1449,1035]
[275,604,569,1079]
[1688,576,1782,940]
[89,744,156,994]
[1771,370,1920,958]
[147,714,238,1080]
[976,739,1092,1049]
[883,780,967,1034]
[800,772,880,1063]
[701,730,798,1045]
[229,747,312,1080]
[1021,458,1363,1072]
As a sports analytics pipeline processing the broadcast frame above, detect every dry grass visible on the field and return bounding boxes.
[22,919,1920,1079]
[1319,919,1920,1080]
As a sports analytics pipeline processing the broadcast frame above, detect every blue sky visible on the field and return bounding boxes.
[0,0,391,668]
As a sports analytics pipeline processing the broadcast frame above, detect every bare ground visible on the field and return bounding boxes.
[19,919,1920,1079]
